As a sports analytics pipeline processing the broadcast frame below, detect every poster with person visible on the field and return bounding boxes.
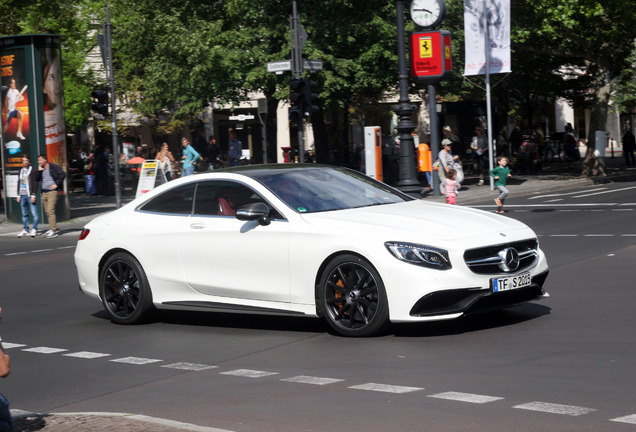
[1,47,31,172]
[41,45,67,168]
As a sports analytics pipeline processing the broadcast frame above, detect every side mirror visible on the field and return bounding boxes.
[235,202,271,226]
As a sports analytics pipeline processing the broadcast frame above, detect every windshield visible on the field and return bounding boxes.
[250,167,414,213]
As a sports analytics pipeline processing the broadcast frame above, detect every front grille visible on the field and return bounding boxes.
[464,239,538,275]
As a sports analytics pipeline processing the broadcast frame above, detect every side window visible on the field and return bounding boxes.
[138,183,195,215]
[193,180,284,220]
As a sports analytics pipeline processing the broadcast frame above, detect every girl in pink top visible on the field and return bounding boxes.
[443,168,459,205]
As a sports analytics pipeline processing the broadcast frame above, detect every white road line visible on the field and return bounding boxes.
[349,383,423,394]
[428,391,504,404]
[31,249,54,253]
[5,252,27,256]
[162,362,218,371]
[573,185,636,198]
[57,245,76,250]
[2,343,26,349]
[64,351,111,359]
[621,234,636,237]
[281,376,344,386]
[549,234,578,237]
[611,414,636,424]
[529,188,606,199]
[22,347,68,354]
[583,234,614,237]
[220,369,279,378]
[110,356,162,365]
[513,402,596,416]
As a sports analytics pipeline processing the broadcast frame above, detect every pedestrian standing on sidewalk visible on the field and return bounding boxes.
[417,140,432,190]
[228,130,243,167]
[490,156,512,214]
[622,130,635,167]
[442,168,459,205]
[0,307,12,432]
[180,137,200,177]
[438,139,460,189]
[37,153,66,238]
[471,127,488,186]
[16,154,39,238]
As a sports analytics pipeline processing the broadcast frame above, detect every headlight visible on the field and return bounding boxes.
[385,241,451,270]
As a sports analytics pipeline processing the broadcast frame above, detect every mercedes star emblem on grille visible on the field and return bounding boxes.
[498,247,520,272]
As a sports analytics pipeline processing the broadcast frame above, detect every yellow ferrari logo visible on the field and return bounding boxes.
[419,37,433,58]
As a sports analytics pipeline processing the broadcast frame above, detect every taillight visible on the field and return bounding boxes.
[78,228,90,240]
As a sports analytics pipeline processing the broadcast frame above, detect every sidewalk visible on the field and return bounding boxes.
[1,157,634,236]
[2,157,635,431]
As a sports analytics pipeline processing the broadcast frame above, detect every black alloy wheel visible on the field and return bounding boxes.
[99,252,154,324]
[320,254,390,337]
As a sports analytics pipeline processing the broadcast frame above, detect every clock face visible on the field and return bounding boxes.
[410,0,446,28]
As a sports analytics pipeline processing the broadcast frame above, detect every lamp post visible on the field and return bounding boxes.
[394,1,421,193]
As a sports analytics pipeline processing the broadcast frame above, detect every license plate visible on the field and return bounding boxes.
[491,272,531,293]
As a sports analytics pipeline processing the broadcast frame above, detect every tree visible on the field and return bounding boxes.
[510,0,636,176]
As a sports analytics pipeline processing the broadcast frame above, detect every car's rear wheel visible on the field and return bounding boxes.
[99,252,154,324]
[319,254,390,337]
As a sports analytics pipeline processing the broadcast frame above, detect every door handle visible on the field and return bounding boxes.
[190,223,206,229]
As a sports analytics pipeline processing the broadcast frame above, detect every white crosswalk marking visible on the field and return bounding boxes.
[1,343,26,349]
[162,362,218,371]
[513,402,596,416]
[110,356,162,365]
[349,383,423,394]
[220,369,279,378]
[281,376,344,386]
[611,414,636,424]
[429,391,503,404]
[64,351,111,359]
[22,347,68,354]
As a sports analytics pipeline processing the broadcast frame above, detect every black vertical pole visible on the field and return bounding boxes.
[106,4,121,208]
[394,1,420,192]
[429,84,441,196]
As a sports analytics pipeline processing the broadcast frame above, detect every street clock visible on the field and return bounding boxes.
[410,0,447,29]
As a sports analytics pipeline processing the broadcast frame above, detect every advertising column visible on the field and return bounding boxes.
[1,35,70,224]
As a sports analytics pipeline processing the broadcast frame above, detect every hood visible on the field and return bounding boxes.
[300,200,533,242]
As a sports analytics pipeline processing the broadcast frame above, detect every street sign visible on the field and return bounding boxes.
[303,59,323,71]
[267,60,292,73]
[229,115,255,121]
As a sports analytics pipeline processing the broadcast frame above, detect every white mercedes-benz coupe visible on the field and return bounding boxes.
[75,164,549,337]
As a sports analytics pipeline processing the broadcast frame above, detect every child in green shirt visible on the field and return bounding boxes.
[490,156,512,214]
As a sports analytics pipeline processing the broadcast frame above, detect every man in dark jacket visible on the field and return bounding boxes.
[623,130,635,166]
[37,154,65,238]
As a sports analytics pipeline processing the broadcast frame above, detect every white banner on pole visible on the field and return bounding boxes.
[463,0,511,76]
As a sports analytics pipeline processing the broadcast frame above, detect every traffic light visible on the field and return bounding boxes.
[289,78,305,124]
[302,78,319,118]
[91,88,110,117]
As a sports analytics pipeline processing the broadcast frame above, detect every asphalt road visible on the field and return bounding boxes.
[2,181,636,432]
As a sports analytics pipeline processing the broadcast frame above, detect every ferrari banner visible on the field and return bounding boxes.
[463,0,511,76]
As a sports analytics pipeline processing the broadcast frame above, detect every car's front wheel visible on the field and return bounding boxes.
[319,254,390,337]
[99,252,154,324]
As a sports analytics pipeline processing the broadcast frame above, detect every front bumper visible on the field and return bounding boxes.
[409,270,549,317]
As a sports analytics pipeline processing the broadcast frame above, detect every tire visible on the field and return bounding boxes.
[319,254,390,337]
[99,252,155,324]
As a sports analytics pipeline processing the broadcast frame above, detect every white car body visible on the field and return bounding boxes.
[75,165,549,336]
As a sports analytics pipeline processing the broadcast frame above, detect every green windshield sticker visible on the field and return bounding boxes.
[297,207,307,212]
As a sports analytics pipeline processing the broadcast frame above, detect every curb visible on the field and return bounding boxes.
[12,411,233,432]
